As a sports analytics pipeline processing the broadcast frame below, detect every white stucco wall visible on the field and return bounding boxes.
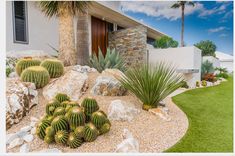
[147,46,202,88]
[202,56,220,68]
[220,61,233,73]
[6,1,59,56]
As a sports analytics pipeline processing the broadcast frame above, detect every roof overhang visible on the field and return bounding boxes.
[88,1,167,39]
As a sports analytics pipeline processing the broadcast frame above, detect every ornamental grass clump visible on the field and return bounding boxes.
[36,93,111,148]
[119,63,183,110]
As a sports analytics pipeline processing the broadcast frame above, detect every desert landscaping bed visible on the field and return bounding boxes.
[7,71,188,153]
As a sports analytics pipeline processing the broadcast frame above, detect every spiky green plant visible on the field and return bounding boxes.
[36,119,51,139]
[201,80,207,87]
[67,132,83,148]
[15,58,41,76]
[44,135,54,144]
[67,107,85,130]
[91,111,107,129]
[83,123,99,142]
[196,81,200,87]
[81,97,99,121]
[45,126,55,137]
[55,130,69,144]
[46,100,61,116]
[51,116,69,132]
[40,59,64,78]
[119,63,183,110]
[74,126,84,138]
[21,66,50,88]
[55,93,70,103]
[201,60,214,78]
[53,107,66,117]
[88,47,126,73]
[99,123,111,135]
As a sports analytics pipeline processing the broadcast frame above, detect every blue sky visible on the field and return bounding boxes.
[120,1,233,55]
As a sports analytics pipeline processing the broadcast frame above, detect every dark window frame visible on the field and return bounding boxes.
[12,1,29,44]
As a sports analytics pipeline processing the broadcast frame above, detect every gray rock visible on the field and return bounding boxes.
[91,76,127,96]
[8,138,24,149]
[6,133,19,145]
[30,127,36,135]
[72,65,97,73]
[23,134,34,143]
[9,72,18,78]
[20,144,30,153]
[20,126,32,132]
[30,117,38,122]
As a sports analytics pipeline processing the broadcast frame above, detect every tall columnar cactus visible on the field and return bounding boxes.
[81,98,99,120]
[21,66,50,89]
[91,111,107,129]
[67,132,83,148]
[55,130,69,144]
[83,123,99,142]
[55,93,70,103]
[53,107,66,117]
[36,119,51,139]
[40,59,64,78]
[16,58,41,76]
[67,107,85,130]
[74,126,84,139]
[51,116,69,132]
[46,100,61,116]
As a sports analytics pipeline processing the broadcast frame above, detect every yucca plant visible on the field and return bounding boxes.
[88,47,126,73]
[119,63,183,110]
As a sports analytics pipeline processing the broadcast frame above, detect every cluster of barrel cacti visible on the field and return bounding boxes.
[36,93,111,148]
[15,58,64,88]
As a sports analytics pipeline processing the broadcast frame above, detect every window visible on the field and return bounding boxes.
[117,25,124,30]
[107,22,114,32]
[12,1,28,43]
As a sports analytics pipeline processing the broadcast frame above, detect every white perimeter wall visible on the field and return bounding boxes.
[220,61,234,73]
[202,56,220,68]
[147,46,202,88]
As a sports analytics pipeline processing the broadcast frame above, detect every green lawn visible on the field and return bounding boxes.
[166,77,233,152]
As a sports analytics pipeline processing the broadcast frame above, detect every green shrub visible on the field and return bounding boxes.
[16,58,41,76]
[194,40,216,56]
[40,59,64,78]
[119,63,182,110]
[21,66,50,89]
[201,60,214,78]
[180,80,189,89]
[201,80,207,87]
[154,36,178,49]
[216,73,229,79]
[88,47,126,73]
[215,67,229,79]
[196,81,200,87]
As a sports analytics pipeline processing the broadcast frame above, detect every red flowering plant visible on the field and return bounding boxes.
[203,73,216,82]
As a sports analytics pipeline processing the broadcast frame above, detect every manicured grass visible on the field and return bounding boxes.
[166,77,233,152]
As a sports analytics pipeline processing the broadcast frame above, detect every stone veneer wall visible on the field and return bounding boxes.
[108,25,147,67]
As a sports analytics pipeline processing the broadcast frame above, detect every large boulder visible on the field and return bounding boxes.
[43,70,88,101]
[91,69,127,96]
[6,78,38,129]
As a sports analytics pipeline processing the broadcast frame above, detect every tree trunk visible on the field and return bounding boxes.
[181,5,185,47]
[76,10,89,65]
[58,8,76,66]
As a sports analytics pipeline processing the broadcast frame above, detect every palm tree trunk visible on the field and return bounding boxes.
[58,8,76,66]
[76,10,89,65]
[181,5,185,47]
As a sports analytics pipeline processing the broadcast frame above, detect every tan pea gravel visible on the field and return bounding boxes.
[6,72,189,153]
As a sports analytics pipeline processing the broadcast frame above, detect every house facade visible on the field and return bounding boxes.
[6,1,166,67]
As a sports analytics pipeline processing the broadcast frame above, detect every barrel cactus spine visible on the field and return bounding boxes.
[55,93,70,103]
[67,107,85,130]
[40,59,64,78]
[36,119,51,139]
[83,123,99,142]
[15,58,41,76]
[91,111,107,129]
[21,66,50,89]
[55,130,69,144]
[53,107,66,117]
[51,116,69,132]
[67,132,83,148]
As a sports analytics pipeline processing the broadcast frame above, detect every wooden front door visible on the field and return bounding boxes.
[91,16,108,56]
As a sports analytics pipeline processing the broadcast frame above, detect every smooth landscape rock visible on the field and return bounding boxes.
[8,138,24,149]
[23,134,34,143]
[20,126,32,132]
[72,65,97,73]
[6,78,38,129]
[102,68,124,79]
[149,107,171,121]
[6,133,19,145]
[43,70,88,101]
[30,117,39,122]
[91,76,127,96]
[20,144,30,153]
[108,100,140,122]
[30,127,36,135]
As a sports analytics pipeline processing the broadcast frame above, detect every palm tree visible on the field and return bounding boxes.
[171,1,194,47]
[38,1,90,66]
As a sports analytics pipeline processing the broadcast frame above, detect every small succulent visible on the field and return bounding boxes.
[15,58,41,76]
[99,123,111,135]
[91,111,107,129]
[51,116,69,132]
[81,97,99,121]
[67,132,83,148]
[55,130,69,144]
[55,93,70,103]
[53,107,66,117]
[21,66,50,88]
[46,100,61,116]
[196,81,200,87]
[83,123,99,142]
[36,119,51,139]
[67,107,86,130]
[40,59,64,78]
[201,80,207,87]
[74,126,85,139]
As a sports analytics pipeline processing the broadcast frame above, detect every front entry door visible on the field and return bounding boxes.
[91,16,108,56]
